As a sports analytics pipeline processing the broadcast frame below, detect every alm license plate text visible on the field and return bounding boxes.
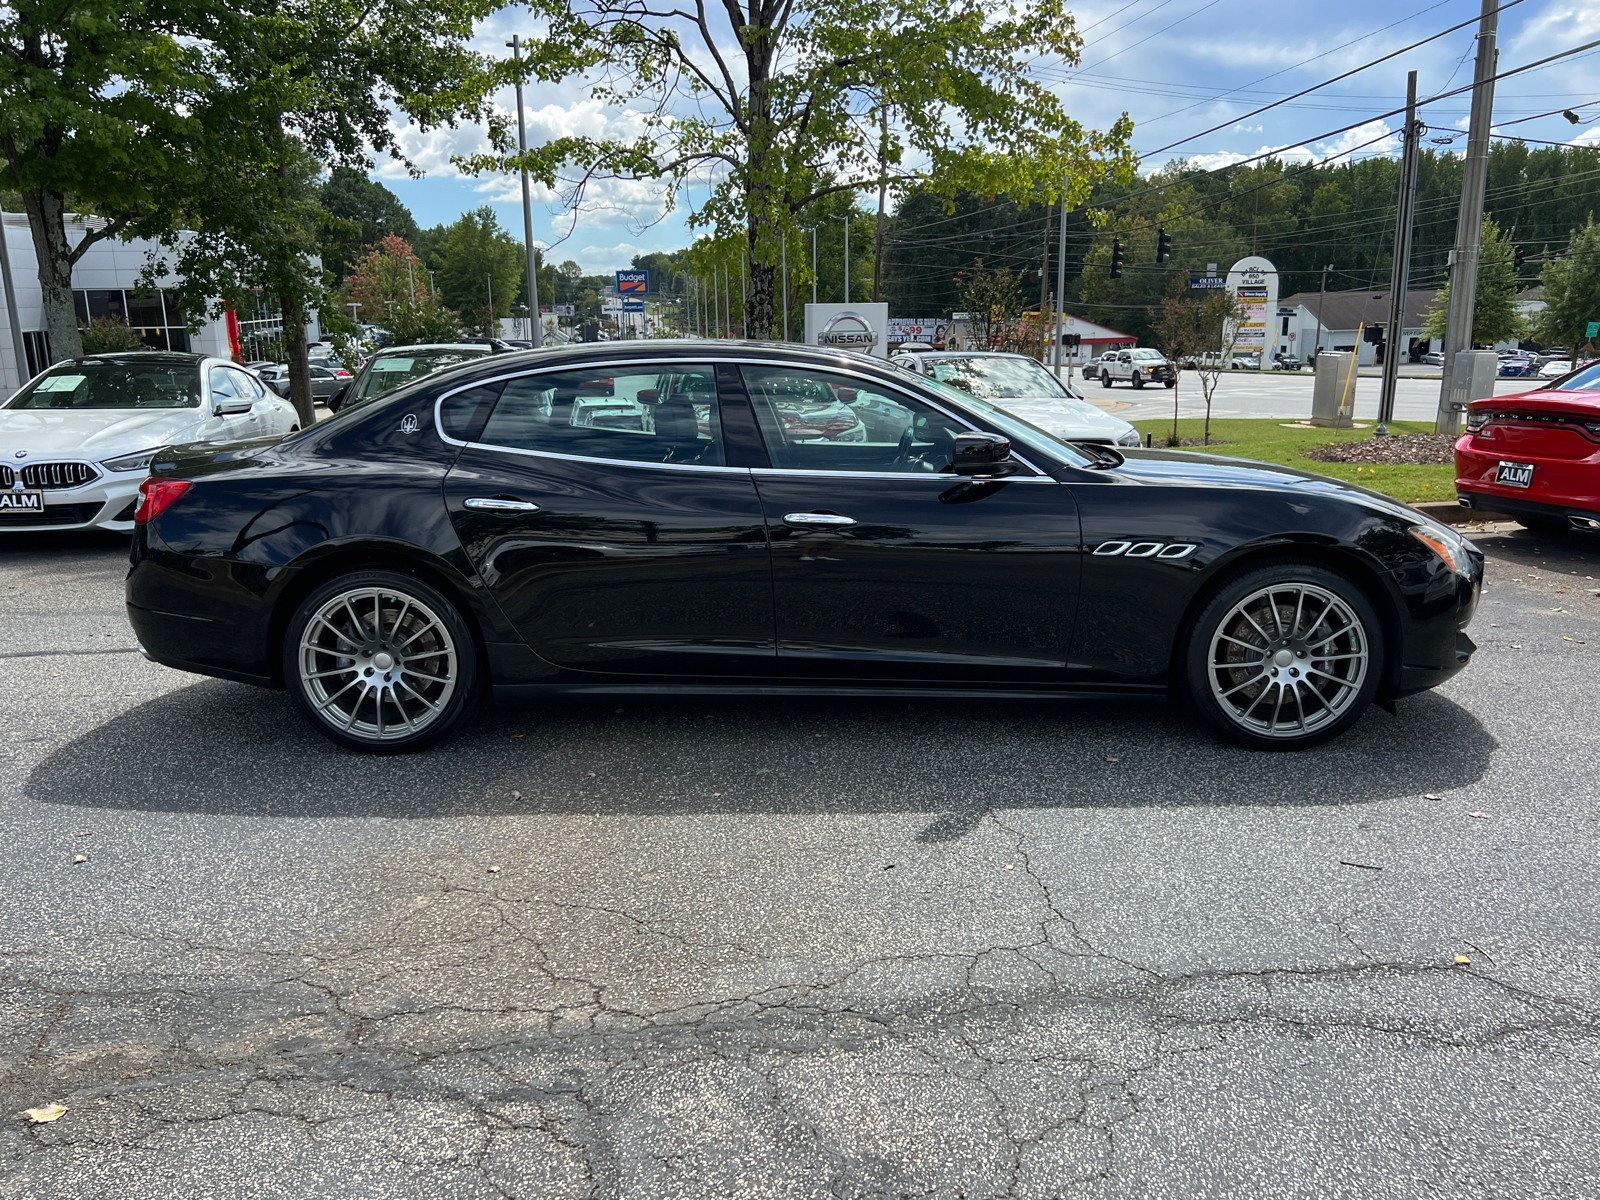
[0,490,43,512]
[1495,461,1535,488]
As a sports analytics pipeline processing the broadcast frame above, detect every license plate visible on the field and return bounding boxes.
[1494,461,1534,488]
[0,490,43,512]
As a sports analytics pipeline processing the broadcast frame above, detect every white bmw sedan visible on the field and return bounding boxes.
[890,350,1143,448]
[0,351,299,533]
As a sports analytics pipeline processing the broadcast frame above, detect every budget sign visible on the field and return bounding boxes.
[616,270,649,294]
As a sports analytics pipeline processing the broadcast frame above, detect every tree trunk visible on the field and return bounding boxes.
[746,221,776,340]
[18,184,83,362]
[275,120,315,427]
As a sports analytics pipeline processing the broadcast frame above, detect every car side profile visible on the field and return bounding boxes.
[1,351,298,533]
[1098,348,1176,388]
[126,342,1482,754]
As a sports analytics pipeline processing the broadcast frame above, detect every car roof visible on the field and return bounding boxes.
[78,351,206,367]
[372,343,493,355]
[897,351,1033,361]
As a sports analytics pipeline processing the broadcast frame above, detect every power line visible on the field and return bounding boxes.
[1146,0,1528,156]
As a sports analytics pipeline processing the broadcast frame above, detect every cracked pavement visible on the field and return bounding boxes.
[2,525,1598,1198]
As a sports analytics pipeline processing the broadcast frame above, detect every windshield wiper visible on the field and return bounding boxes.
[1068,442,1124,469]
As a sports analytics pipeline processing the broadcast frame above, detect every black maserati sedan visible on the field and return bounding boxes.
[125,342,1482,754]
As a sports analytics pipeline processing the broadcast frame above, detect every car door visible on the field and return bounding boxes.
[204,365,259,440]
[441,361,776,677]
[738,362,1081,683]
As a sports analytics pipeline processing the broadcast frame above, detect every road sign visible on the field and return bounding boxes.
[622,298,645,313]
[553,304,575,316]
[1587,320,1599,337]
[1190,276,1225,289]
[616,270,648,294]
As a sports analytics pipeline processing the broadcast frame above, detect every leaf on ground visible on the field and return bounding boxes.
[72,854,88,865]
[1423,793,1444,801]
[1469,812,1489,819]
[509,733,526,739]
[510,790,522,800]
[1453,954,1472,966]
[487,865,501,874]
[21,1103,67,1124]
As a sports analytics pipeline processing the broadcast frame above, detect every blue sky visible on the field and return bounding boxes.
[375,0,1600,274]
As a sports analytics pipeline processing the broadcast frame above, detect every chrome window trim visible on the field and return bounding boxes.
[431,353,1056,478]
[452,439,752,476]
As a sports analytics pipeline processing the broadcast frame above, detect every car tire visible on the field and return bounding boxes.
[1164,380,1176,388]
[283,568,480,754]
[1183,559,1384,750]
[1132,374,1145,389]
[1514,516,1569,533]
[1100,371,1113,388]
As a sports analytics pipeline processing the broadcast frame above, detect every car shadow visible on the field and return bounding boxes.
[26,677,1496,840]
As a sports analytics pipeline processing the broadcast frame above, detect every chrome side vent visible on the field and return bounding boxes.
[20,461,100,489]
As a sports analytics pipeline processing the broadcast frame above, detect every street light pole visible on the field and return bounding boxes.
[1378,71,1421,436]
[507,34,543,349]
[1052,187,1068,376]
[1435,0,1499,434]
[811,228,818,305]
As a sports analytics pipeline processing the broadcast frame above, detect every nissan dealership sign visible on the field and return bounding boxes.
[804,303,889,358]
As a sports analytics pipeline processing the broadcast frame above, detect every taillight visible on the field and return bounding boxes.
[134,477,192,525]
[1466,410,1487,430]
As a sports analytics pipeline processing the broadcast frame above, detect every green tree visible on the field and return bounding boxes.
[1149,276,1244,445]
[0,0,210,360]
[1535,216,1600,352]
[80,314,145,353]
[459,0,1134,339]
[431,207,524,334]
[1421,217,1527,347]
[320,167,420,283]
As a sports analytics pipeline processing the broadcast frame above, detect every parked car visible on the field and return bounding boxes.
[127,341,1482,754]
[1097,348,1176,389]
[1455,359,1600,533]
[1231,353,1261,370]
[0,351,298,533]
[1421,351,1446,367]
[1538,358,1573,379]
[328,344,495,414]
[891,350,1141,447]
[255,364,291,397]
[1272,355,1303,371]
[1497,356,1534,378]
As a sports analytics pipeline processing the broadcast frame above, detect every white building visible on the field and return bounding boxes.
[1277,287,1440,366]
[0,211,318,393]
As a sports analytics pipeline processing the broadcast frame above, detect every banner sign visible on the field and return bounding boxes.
[621,299,645,313]
[616,270,649,294]
[553,304,575,316]
[1190,276,1226,289]
[1222,256,1278,364]
[888,318,947,344]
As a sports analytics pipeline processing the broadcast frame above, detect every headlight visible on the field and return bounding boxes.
[1116,429,1143,448]
[99,447,163,473]
[1410,524,1476,578]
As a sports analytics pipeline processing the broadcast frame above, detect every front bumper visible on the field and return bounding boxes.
[0,476,142,533]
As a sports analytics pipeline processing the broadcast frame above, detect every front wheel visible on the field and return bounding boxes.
[1184,561,1384,749]
[1132,374,1145,389]
[1164,380,1176,389]
[283,569,480,753]
[1100,371,1113,388]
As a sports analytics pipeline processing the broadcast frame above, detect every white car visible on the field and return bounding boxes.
[891,350,1142,447]
[0,351,299,533]
[1537,359,1573,379]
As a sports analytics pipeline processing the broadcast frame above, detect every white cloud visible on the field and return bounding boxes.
[1572,123,1600,147]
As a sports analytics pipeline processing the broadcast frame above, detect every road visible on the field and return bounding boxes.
[2,524,1598,1199]
[1071,368,1538,424]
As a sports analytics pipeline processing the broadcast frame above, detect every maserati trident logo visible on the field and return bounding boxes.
[816,310,880,351]
[398,414,419,434]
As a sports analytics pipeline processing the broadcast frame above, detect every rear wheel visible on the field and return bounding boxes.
[283,569,480,753]
[1184,561,1383,749]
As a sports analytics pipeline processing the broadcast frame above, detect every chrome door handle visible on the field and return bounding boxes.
[463,498,540,513]
[783,512,856,527]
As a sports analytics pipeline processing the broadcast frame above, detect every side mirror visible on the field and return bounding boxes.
[212,398,254,416]
[948,432,1020,477]
[329,384,348,410]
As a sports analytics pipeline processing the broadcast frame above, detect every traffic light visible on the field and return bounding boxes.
[1155,228,1172,264]
[1364,324,1385,345]
[1514,244,1526,272]
[1110,238,1124,279]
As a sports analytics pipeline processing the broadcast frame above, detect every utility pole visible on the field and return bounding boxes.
[1436,0,1499,434]
[782,238,790,341]
[1378,71,1422,436]
[874,107,888,304]
[811,229,818,305]
[741,252,747,337]
[840,216,850,303]
[1315,265,1331,361]
[0,200,30,383]
[1052,188,1068,377]
[486,275,493,336]
[1037,201,1052,362]
[507,35,543,349]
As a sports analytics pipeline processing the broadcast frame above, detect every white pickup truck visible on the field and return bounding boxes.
[1096,347,1176,389]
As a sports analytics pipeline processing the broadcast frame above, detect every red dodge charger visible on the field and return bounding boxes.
[1455,360,1600,533]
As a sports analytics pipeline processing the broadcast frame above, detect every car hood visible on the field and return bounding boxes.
[0,407,205,457]
[1103,448,1442,523]
[990,396,1135,439]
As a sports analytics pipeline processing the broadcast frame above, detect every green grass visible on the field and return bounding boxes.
[1129,418,1456,505]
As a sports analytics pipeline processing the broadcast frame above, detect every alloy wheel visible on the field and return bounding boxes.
[1205,582,1369,739]
[296,586,458,742]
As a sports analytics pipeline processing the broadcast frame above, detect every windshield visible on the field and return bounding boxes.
[1549,361,1600,391]
[351,348,491,405]
[7,360,200,410]
[1131,349,1165,361]
[925,356,1069,400]
[921,377,1098,470]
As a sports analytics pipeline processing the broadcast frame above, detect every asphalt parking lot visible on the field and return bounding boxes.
[2,524,1598,1199]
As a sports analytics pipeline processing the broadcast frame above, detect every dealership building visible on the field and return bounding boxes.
[0,211,318,394]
